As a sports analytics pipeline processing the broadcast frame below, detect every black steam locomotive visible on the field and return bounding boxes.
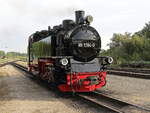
[28,10,113,92]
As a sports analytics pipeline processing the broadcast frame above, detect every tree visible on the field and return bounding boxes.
[135,21,150,39]
[6,52,27,58]
[101,31,150,65]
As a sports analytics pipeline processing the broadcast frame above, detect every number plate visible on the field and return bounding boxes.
[78,43,95,47]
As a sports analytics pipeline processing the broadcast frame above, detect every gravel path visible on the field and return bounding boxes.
[0,65,108,113]
[100,74,150,109]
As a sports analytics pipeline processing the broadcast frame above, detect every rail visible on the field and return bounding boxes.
[77,91,150,113]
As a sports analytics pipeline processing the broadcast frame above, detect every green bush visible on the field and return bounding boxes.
[101,27,150,66]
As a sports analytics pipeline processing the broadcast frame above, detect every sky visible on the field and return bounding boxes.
[0,0,150,53]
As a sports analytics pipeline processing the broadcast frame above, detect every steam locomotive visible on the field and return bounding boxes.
[28,10,113,92]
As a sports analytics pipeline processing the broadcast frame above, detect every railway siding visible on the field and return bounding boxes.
[107,70,150,79]
[108,67,150,74]
[107,66,150,79]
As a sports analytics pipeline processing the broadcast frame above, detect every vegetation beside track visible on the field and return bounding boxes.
[0,51,27,64]
[101,21,150,68]
[0,58,15,64]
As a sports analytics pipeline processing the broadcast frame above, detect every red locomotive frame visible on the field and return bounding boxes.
[59,71,107,92]
[28,57,108,92]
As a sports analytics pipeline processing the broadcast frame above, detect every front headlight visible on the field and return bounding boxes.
[105,57,113,64]
[86,15,93,23]
[60,58,68,66]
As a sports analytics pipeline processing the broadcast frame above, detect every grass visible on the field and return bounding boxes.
[0,58,15,64]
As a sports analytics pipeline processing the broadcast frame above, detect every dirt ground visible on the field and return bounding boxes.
[100,74,150,109]
[0,65,108,113]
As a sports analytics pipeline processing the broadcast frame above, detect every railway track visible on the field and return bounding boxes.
[107,69,150,79]
[78,91,150,113]
[0,60,20,67]
[11,62,28,72]
[10,62,150,113]
[10,62,35,79]
[0,62,9,67]
[108,67,150,74]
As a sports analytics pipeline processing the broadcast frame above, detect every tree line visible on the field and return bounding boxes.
[0,51,27,58]
[101,21,150,66]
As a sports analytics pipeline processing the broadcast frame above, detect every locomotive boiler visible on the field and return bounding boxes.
[28,10,113,92]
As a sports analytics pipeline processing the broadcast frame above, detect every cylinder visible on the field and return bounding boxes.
[75,10,85,24]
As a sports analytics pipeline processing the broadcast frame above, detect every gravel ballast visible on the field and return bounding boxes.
[99,74,150,109]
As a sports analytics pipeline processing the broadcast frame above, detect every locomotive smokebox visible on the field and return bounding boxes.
[75,10,85,24]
